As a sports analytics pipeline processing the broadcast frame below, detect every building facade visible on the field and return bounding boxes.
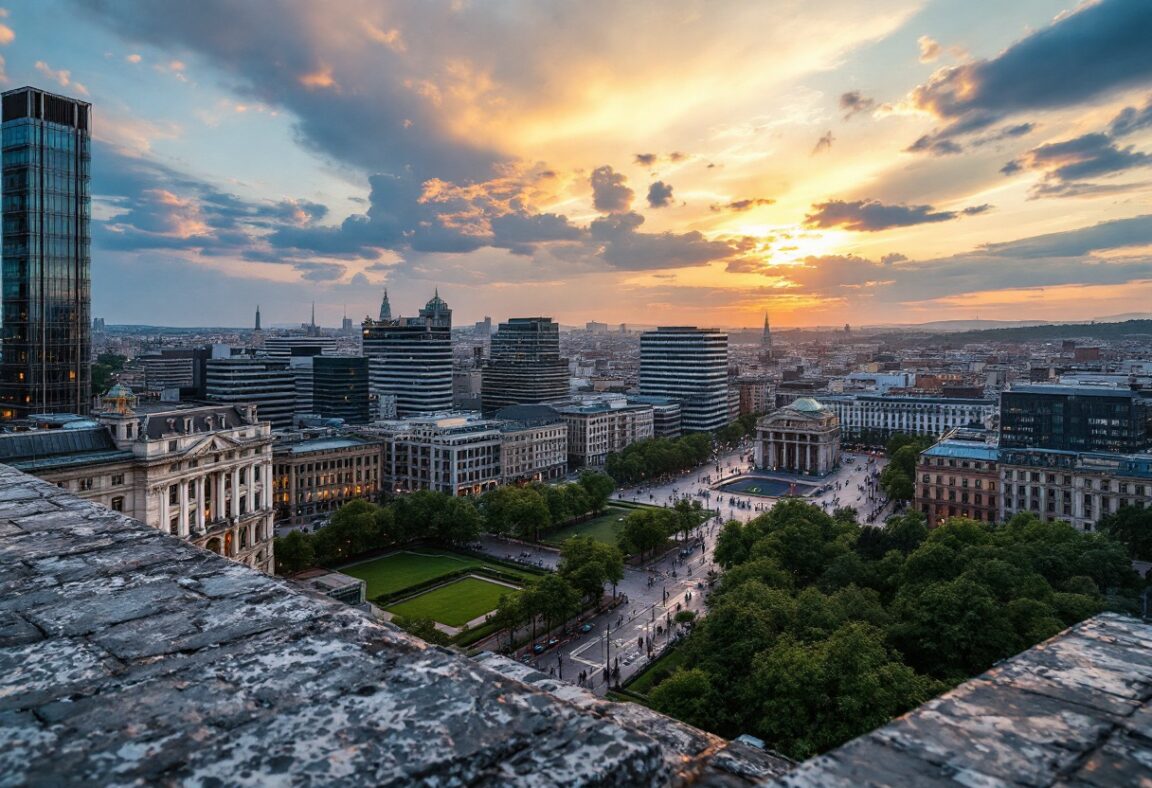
[0,86,92,417]
[1000,385,1152,454]
[205,357,296,429]
[754,397,840,475]
[821,393,995,443]
[639,327,729,433]
[482,317,569,413]
[915,428,1000,525]
[0,392,276,572]
[366,413,503,496]
[272,435,382,527]
[550,398,655,468]
[495,405,569,483]
[363,320,453,416]
[312,356,369,424]
[998,449,1152,532]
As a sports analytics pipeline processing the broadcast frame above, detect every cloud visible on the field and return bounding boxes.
[917,35,940,63]
[35,60,88,95]
[907,0,1152,152]
[811,130,834,155]
[1108,95,1152,137]
[979,214,1152,258]
[710,198,775,213]
[634,153,658,167]
[294,261,347,281]
[126,53,142,63]
[803,198,982,231]
[1003,132,1152,197]
[962,204,993,216]
[839,90,875,120]
[589,211,734,270]
[590,165,634,213]
[0,21,13,46]
[647,181,674,208]
[881,252,907,265]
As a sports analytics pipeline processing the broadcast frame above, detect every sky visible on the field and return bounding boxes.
[3,0,1152,328]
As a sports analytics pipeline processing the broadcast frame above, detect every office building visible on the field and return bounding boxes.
[1000,385,1152,454]
[639,327,729,433]
[366,412,503,496]
[363,319,453,416]
[262,335,337,361]
[754,397,840,475]
[205,358,296,429]
[482,317,570,413]
[312,356,369,424]
[0,86,92,417]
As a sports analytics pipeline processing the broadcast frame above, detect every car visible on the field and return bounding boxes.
[547,637,560,648]
[580,623,594,633]
[532,643,546,654]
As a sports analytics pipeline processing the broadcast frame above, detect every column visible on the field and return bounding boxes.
[195,476,206,532]
[159,486,170,534]
[248,463,258,512]
[231,466,241,518]
[178,480,189,538]
[263,463,273,509]
[216,473,226,521]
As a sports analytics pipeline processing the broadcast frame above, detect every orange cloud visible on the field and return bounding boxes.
[299,64,337,90]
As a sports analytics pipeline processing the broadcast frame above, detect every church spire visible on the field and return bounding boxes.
[254,305,261,332]
[379,288,392,321]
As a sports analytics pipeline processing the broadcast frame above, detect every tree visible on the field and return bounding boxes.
[578,470,616,514]
[493,592,527,650]
[650,669,718,731]
[1099,505,1152,561]
[558,536,625,603]
[273,530,315,575]
[673,498,704,542]
[531,574,581,632]
[482,486,550,541]
[879,463,914,502]
[619,509,674,561]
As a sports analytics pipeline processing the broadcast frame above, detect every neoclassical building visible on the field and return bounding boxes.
[0,387,276,572]
[754,397,841,475]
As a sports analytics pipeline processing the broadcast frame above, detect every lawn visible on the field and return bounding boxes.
[385,576,513,627]
[339,549,532,599]
[541,506,631,547]
[625,646,688,696]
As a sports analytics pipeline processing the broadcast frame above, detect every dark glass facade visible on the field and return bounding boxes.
[313,356,369,424]
[0,87,91,417]
[1000,386,1152,453]
[482,317,569,414]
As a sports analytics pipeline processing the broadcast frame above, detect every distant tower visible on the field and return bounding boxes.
[379,288,392,321]
[761,313,773,360]
[254,305,262,332]
[419,288,452,329]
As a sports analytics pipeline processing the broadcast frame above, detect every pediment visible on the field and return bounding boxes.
[185,433,243,457]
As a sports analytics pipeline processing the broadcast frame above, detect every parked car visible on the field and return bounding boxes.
[580,622,594,633]
[532,643,546,654]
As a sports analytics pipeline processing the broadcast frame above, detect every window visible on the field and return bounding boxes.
[111,474,124,486]
[169,440,178,452]
[111,497,124,512]
[79,478,93,491]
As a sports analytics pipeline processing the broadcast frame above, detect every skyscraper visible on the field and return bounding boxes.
[362,291,453,417]
[639,327,729,433]
[0,87,92,417]
[481,317,569,413]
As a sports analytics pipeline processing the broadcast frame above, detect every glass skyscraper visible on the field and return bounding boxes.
[0,86,91,417]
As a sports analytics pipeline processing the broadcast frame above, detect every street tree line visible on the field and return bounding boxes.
[604,433,715,486]
[878,433,935,502]
[618,499,707,560]
[492,536,625,647]
[273,470,616,574]
[648,499,1146,760]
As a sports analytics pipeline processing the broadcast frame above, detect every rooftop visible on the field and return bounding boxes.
[921,440,1000,462]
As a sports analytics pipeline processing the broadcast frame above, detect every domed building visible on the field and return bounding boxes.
[418,289,452,329]
[754,397,841,475]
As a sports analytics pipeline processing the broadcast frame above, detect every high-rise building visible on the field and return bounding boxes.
[482,317,569,413]
[362,318,453,417]
[379,288,392,321]
[0,87,92,417]
[312,356,369,424]
[205,358,296,429]
[639,327,729,433]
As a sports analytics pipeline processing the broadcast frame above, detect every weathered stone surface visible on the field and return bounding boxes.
[0,465,782,786]
[774,612,1152,787]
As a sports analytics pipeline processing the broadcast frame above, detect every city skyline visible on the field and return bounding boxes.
[2,1,1151,327]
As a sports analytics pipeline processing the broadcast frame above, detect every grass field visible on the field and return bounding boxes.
[625,647,688,696]
[339,549,533,599]
[385,576,512,627]
[541,506,631,546]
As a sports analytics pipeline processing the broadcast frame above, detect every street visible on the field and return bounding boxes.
[473,446,890,695]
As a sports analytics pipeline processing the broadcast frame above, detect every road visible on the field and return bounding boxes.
[474,445,890,695]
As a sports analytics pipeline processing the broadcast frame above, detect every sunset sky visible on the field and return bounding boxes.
[4,0,1152,328]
